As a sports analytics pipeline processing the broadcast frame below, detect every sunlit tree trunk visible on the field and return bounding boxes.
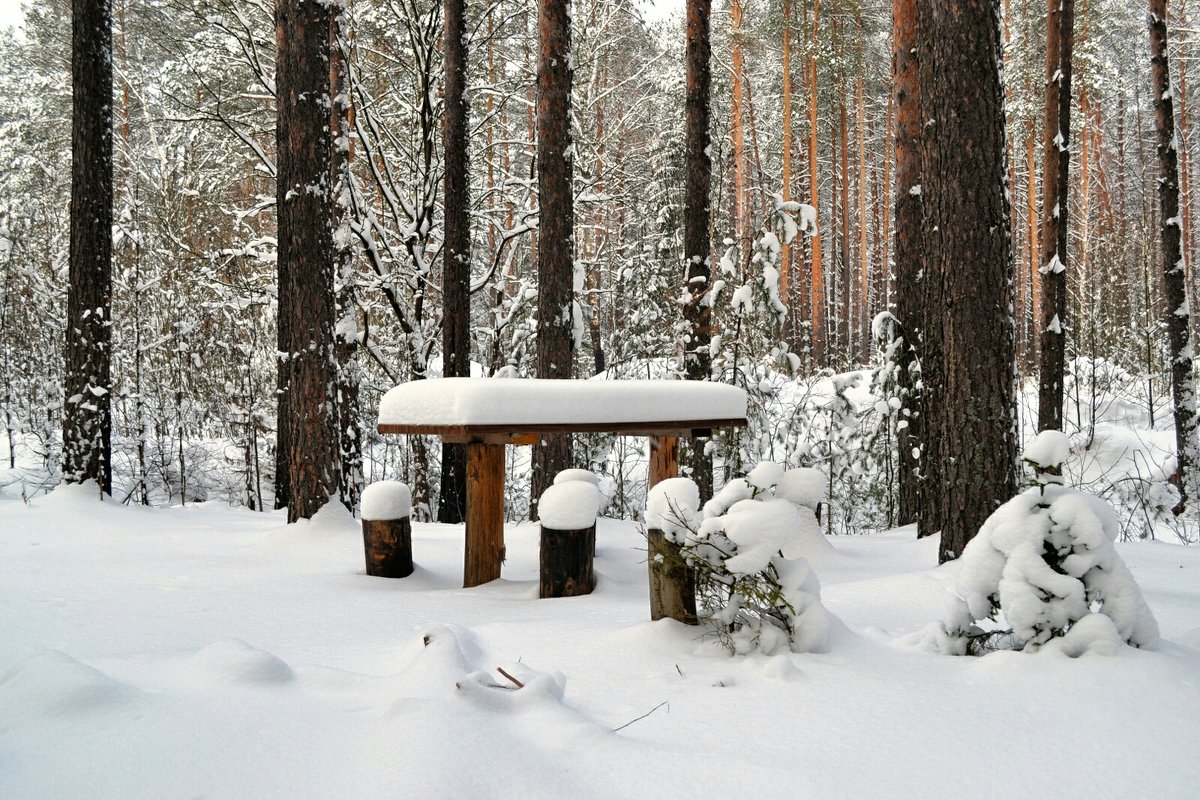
[808,0,825,365]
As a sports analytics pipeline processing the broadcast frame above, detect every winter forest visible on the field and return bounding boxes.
[1,1,1199,797]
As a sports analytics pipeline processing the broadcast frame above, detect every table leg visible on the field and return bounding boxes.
[649,435,679,486]
[647,434,696,623]
[465,442,505,587]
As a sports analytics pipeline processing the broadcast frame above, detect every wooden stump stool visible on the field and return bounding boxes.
[647,528,698,623]
[360,481,414,578]
[645,475,701,625]
[537,480,601,598]
[539,522,596,598]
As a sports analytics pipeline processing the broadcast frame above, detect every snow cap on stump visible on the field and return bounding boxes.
[360,480,412,521]
[553,468,601,487]
[539,481,602,530]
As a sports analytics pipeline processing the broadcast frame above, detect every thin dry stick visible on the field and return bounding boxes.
[496,667,525,689]
[613,701,669,733]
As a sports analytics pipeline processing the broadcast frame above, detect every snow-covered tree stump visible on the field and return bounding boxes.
[538,481,601,598]
[553,468,602,555]
[646,477,700,625]
[360,481,413,578]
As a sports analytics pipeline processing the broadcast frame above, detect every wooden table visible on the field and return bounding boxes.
[377,378,747,587]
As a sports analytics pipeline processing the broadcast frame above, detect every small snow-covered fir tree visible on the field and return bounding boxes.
[930,430,1159,656]
[645,463,837,655]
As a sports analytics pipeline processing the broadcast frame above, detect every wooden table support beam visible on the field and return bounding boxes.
[465,442,505,587]
[649,435,679,486]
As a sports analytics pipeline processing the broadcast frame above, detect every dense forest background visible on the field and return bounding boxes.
[0,0,1193,541]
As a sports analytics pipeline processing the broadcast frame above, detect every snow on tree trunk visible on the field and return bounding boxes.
[330,7,362,515]
[531,0,576,518]
[275,0,341,523]
[1150,0,1200,513]
[64,0,114,496]
[439,0,470,525]
[683,0,714,501]
[891,0,921,529]
[1037,0,1074,432]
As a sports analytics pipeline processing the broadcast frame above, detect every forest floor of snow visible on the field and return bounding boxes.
[1,483,1197,799]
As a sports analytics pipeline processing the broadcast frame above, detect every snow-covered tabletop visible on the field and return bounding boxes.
[376,377,746,587]
[378,378,747,439]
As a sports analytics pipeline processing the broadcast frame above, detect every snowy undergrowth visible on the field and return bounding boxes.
[917,431,1160,657]
[647,462,838,655]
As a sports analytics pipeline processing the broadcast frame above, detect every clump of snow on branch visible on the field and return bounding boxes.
[921,430,1159,656]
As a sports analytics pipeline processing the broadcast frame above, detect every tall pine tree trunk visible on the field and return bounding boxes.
[918,0,1018,561]
[781,0,794,306]
[808,0,825,365]
[892,0,921,529]
[1037,0,1074,432]
[331,6,362,514]
[64,0,114,496]
[1150,0,1200,512]
[684,0,714,501]
[276,0,340,523]
[439,0,470,524]
[730,0,749,270]
[531,0,575,515]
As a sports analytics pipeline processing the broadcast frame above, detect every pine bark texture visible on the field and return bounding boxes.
[1037,0,1074,432]
[276,0,340,523]
[683,0,714,500]
[330,9,362,514]
[917,0,1018,561]
[892,0,921,528]
[1150,0,1200,511]
[64,0,114,495]
[531,0,575,515]
[439,0,470,524]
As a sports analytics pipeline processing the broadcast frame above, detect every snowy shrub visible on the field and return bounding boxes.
[646,463,836,655]
[932,431,1159,656]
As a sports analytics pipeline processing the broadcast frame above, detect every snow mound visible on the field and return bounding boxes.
[43,479,109,508]
[538,482,601,529]
[0,650,137,720]
[182,640,295,686]
[395,625,484,695]
[361,480,412,521]
[456,663,567,710]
